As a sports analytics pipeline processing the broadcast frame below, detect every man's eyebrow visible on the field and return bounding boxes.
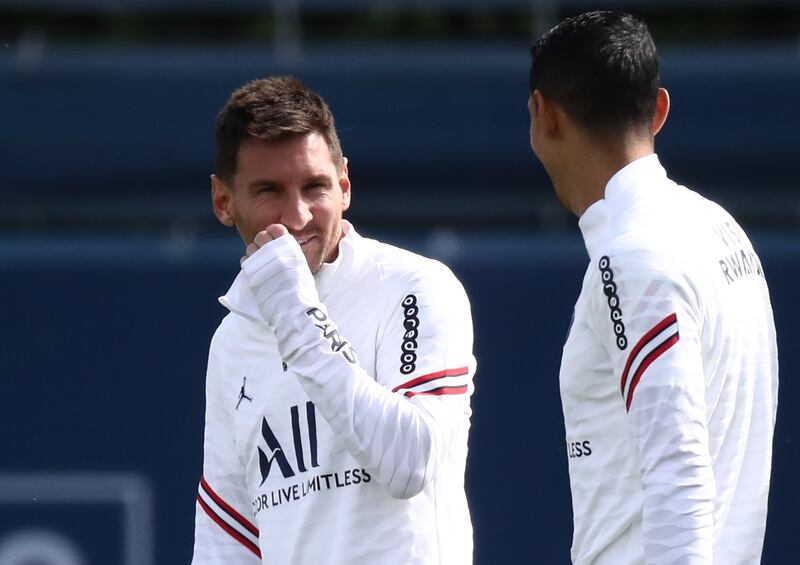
[304,174,332,185]
[247,179,281,190]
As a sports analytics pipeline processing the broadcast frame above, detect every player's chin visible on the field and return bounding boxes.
[307,237,331,268]
[302,247,324,274]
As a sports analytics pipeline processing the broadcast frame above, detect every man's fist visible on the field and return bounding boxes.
[243,224,291,264]
[239,223,320,329]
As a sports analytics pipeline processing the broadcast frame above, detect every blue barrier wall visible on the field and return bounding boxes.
[2,45,798,226]
[0,230,797,563]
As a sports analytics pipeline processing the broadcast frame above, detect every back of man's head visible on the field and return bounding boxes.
[529,11,660,139]
[215,76,343,182]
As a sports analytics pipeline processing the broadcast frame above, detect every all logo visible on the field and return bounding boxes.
[258,401,320,485]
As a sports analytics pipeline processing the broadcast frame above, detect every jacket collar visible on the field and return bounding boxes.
[578,154,667,259]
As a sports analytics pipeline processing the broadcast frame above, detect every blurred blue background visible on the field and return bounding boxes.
[0,0,798,563]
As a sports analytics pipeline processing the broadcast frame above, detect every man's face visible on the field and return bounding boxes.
[214,132,351,274]
[527,93,572,212]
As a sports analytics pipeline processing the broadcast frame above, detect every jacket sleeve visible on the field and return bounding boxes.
[370,262,476,497]
[192,333,262,564]
[233,236,476,500]
[591,252,715,564]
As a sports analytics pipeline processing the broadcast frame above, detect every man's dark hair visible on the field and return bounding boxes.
[215,76,343,181]
[529,11,660,137]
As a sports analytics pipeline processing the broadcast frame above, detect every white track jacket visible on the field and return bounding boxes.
[561,155,778,564]
[192,222,475,565]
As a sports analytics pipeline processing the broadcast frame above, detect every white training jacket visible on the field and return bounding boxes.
[561,155,778,564]
[192,222,475,565]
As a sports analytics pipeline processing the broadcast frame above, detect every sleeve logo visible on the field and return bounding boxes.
[400,294,419,375]
[598,255,628,350]
[306,307,358,364]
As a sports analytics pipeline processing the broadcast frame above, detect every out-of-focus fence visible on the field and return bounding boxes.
[2,44,798,231]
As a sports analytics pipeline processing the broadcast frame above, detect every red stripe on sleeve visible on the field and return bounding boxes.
[620,313,678,395]
[625,332,680,412]
[392,367,469,393]
[200,475,259,536]
[405,385,469,398]
[197,494,262,558]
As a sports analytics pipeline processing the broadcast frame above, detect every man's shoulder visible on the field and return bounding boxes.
[602,184,736,268]
[590,196,728,311]
[210,311,269,352]
[358,235,464,293]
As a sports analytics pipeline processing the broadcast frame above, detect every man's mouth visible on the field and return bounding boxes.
[295,235,315,247]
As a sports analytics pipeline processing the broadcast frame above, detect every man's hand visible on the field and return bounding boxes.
[239,223,320,329]
[242,224,290,264]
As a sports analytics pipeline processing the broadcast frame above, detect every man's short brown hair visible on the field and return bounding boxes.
[215,76,343,181]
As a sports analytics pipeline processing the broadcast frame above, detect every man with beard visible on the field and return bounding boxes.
[192,76,475,564]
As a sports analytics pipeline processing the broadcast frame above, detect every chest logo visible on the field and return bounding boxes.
[236,377,253,410]
[258,401,320,485]
[598,256,628,350]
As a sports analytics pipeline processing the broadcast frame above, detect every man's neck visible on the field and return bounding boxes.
[557,138,655,217]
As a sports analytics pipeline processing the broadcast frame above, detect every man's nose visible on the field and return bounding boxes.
[280,194,313,231]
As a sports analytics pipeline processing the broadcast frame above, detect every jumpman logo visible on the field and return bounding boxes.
[237,376,253,410]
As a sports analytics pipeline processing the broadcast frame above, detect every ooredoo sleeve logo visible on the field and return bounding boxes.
[598,256,628,350]
[399,294,420,375]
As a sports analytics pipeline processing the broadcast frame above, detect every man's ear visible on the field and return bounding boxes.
[652,87,670,136]
[211,174,236,227]
[339,157,352,212]
[532,89,560,139]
